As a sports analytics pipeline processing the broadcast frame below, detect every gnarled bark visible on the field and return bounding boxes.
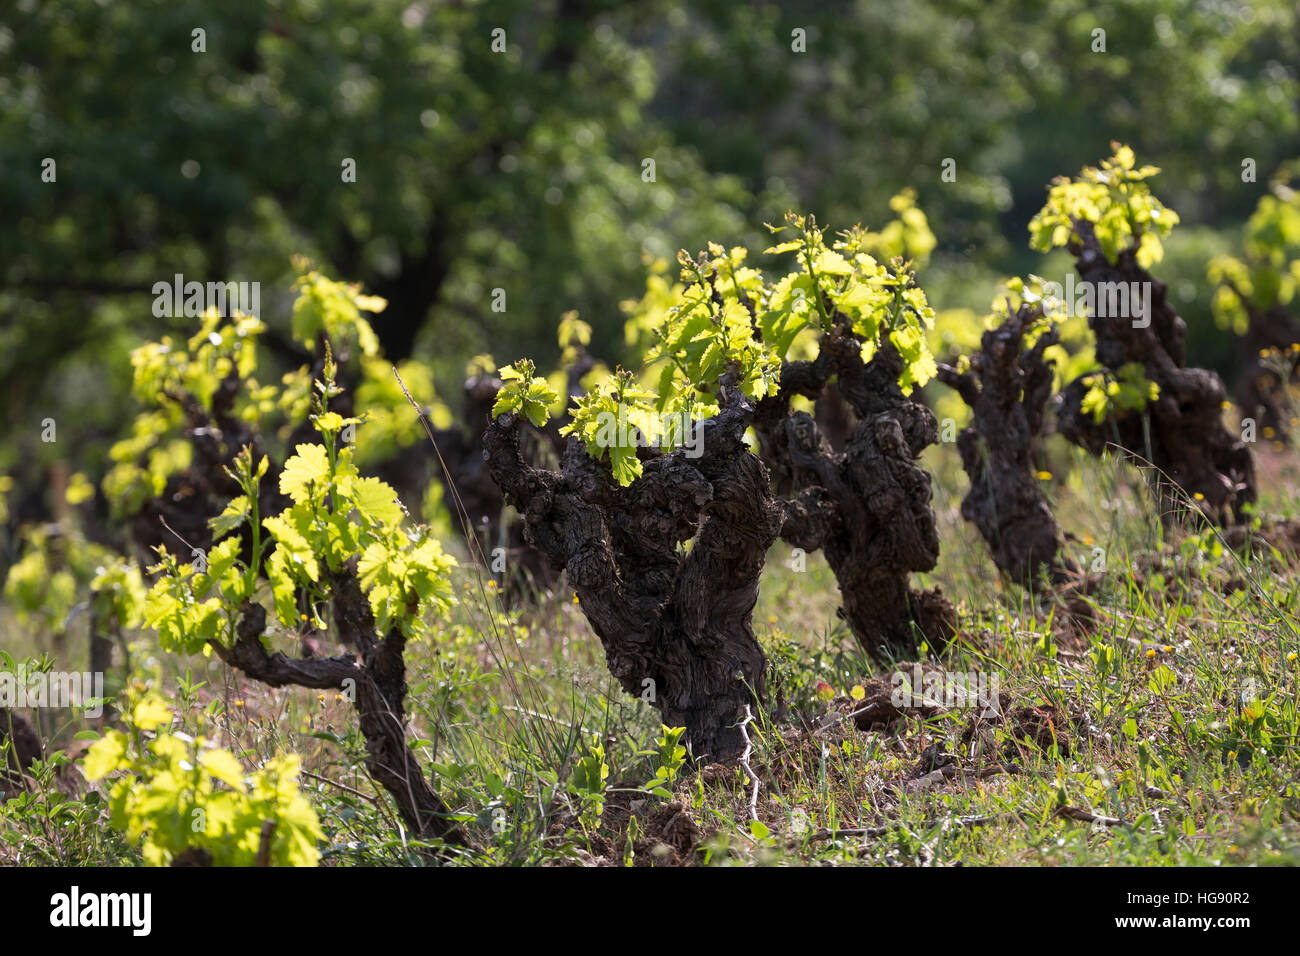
[1056,220,1256,525]
[1227,291,1300,443]
[429,372,560,598]
[483,384,781,762]
[753,327,956,663]
[936,304,1074,586]
[213,570,468,850]
[429,338,596,600]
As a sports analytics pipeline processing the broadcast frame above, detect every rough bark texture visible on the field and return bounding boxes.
[429,340,596,599]
[212,573,468,850]
[752,326,956,663]
[483,383,781,762]
[1056,220,1256,525]
[813,380,855,452]
[429,372,561,598]
[936,304,1074,586]
[1226,290,1300,442]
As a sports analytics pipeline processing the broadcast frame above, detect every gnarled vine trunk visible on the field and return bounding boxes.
[429,338,596,600]
[936,304,1073,586]
[1231,297,1300,444]
[429,372,560,598]
[214,569,468,850]
[1056,220,1256,525]
[483,385,781,762]
[753,328,956,663]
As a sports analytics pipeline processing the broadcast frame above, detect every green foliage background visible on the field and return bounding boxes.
[2,0,1299,523]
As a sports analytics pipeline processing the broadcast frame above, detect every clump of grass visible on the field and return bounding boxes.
[2,441,1298,866]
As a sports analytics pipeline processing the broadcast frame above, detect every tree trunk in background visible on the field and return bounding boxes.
[88,609,117,725]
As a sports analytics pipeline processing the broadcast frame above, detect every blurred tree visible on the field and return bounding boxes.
[649,0,1300,256]
[0,0,751,468]
[2,0,1298,517]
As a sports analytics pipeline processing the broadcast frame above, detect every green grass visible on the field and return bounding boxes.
[3,436,1299,866]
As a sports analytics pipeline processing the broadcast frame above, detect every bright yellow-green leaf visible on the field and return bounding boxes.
[279,444,330,504]
[132,696,173,732]
[351,477,403,529]
[83,731,128,780]
[200,749,248,791]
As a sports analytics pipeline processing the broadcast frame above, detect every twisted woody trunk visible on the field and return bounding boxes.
[1055,221,1255,525]
[936,304,1074,587]
[753,326,956,663]
[483,381,781,762]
